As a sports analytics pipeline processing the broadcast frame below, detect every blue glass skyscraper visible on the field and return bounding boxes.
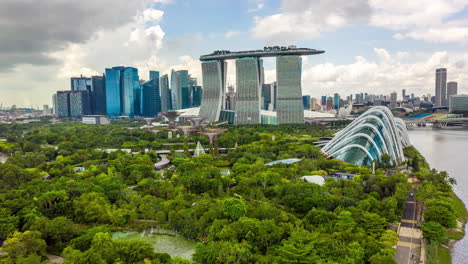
[105,67,124,117]
[122,67,140,117]
[333,93,340,110]
[141,71,161,117]
[105,66,140,117]
[302,95,311,110]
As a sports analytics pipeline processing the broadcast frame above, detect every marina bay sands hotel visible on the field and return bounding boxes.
[198,46,324,124]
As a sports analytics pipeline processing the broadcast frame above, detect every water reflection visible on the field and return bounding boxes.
[407,127,468,264]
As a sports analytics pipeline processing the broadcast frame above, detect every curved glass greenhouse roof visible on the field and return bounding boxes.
[321,106,410,166]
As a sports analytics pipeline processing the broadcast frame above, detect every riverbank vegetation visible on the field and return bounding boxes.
[0,121,415,263]
[404,146,467,264]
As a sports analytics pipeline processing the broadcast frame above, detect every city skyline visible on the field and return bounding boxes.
[1,0,468,107]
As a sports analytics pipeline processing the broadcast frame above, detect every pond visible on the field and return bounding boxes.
[112,228,197,260]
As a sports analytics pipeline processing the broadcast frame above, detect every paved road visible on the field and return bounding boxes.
[396,188,422,264]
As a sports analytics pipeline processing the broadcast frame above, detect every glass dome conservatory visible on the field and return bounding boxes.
[321,106,410,166]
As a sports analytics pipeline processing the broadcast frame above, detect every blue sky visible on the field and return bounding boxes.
[1,0,468,106]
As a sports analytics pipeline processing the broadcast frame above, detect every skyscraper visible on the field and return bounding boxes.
[141,71,161,117]
[447,81,458,103]
[122,67,140,117]
[105,67,124,117]
[200,60,227,122]
[390,91,397,108]
[69,90,91,117]
[191,86,202,107]
[160,74,170,112]
[276,56,304,124]
[402,89,406,102]
[170,70,190,110]
[56,91,70,118]
[56,90,91,118]
[333,93,340,109]
[435,68,447,107]
[235,57,262,124]
[302,95,311,110]
[92,75,106,115]
[321,96,327,106]
[71,76,91,91]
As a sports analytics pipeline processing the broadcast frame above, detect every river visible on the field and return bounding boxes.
[407,127,468,264]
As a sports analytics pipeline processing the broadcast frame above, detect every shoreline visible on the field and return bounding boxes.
[408,145,468,263]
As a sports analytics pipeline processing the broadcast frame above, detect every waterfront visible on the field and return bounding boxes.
[407,127,468,264]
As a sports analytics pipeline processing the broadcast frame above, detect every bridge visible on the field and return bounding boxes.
[404,113,468,128]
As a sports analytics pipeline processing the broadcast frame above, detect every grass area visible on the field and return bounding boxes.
[450,192,468,221]
[427,243,451,264]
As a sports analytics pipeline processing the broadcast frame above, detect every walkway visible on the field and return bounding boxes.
[396,183,423,264]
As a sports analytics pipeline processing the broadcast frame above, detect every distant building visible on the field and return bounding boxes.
[321,95,327,106]
[92,75,106,115]
[435,68,447,107]
[302,95,311,110]
[235,57,262,124]
[402,89,406,102]
[141,71,161,117]
[56,90,90,118]
[160,74,170,112]
[82,115,110,125]
[310,97,320,111]
[276,56,304,124]
[225,85,236,110]
[390,92,397,108]
[447,81,458,103]
[326,97,334,110]
[105,66,140,117]
[69,90,91,117]
[56,92,70,118]
[191,86,202,107]
[171,70,190,110]
[449,94,468,113]
[333,93,340,109]
[71,75,91,91]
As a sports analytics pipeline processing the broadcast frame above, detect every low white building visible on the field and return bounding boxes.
[300,175,325,186]
[82,115,110,125]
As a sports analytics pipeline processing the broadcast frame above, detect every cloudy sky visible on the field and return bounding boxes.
[1,0,468,107]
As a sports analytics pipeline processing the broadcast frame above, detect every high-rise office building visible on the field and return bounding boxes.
[310,97,319,111]
[402,89,406,102]
[52,94,57,115]
[447,81,458,102]
[276,55,304,124]
[235,57,262,124]
[302,95,311,110]
[69,90,91,117]
[390,91,397,108]
[449,94,468,113]
[71,76,91,91]
[170,70,190,110]
[56,91,70,118]
[160,74,170,112]
[122,67,140,117]
[105,66,140,117]
[105,67,124,117]
[200,60,227,122]
[435,68,447,107]
[326,97,334,110]
[141,71,161,117]
[333,93,340,109]
[92,75,106,115]
[191,86,202,107]
[321,96,327,106]
[56,90,90,118]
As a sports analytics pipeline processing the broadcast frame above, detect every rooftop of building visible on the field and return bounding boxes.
[200,46,324,61]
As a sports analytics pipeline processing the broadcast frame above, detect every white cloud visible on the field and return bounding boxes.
[369,0,468,43]
[301,48,468,98]
[225,30,241,38]
[251,0,371,43]
[248,2,265,13]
